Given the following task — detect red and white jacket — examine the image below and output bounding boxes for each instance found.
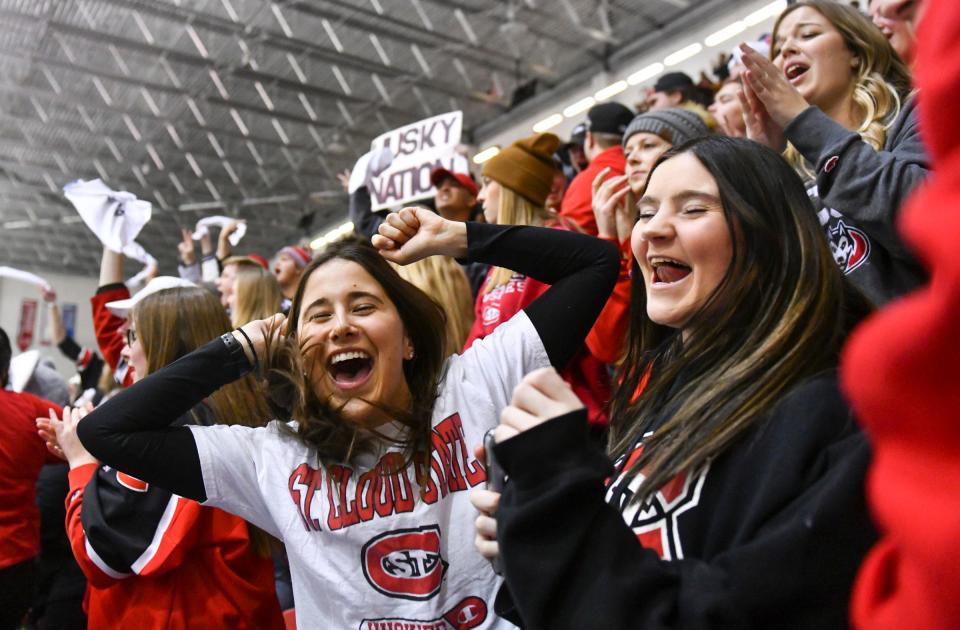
[64,405,283,628]
[90,283,135,388]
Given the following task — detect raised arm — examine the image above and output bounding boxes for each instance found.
[42,286,67,345]
[348,185,388,240]
[75,319,274,501]
[375,207,619,369]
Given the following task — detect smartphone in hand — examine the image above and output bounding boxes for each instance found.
[483,429,505,492]
[482,429,505,575]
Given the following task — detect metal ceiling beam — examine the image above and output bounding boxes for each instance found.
[0,139,180,201]
[0,44,345,139]
[285,0,518,72]
[31,15,373,106]
[94,0,506,108]
[417,0,598,52]
[0,111,305,181]
[0,76,307,150]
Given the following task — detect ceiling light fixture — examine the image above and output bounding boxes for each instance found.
[626,62,665,86]
[744,0,787,26]
[562,96,596,118]
[472,146,501,164]
[663,43,703,66]
[310,221,355,250]
[594,80,628,102]
[704,21,747,47]
[532,113,564,133]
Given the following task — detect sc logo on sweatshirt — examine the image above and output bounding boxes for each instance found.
[362,525,448,600]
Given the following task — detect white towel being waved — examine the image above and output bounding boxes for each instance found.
[0,266,51,292]
[63,178,152,253]
[192,216,247,246]
[122,242,159,291]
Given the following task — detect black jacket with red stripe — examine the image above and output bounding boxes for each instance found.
[79,406,202,575]
[66,403,283,629]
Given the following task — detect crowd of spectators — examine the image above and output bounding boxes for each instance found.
[2,0,957,628]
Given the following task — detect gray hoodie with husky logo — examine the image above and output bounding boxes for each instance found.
[785,97,929,305]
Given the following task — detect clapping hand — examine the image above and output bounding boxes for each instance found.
[737,43,810,151]
[591,167,632,241]
[37,405,98,469]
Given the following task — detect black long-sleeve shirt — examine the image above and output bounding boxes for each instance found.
[350,185,489,297]
[493,371,876,629]
[77,223,619,502]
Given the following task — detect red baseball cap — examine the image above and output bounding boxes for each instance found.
[430,168,478,197]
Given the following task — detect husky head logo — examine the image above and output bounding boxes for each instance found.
[829,219,871,274]
[361,525,448,601]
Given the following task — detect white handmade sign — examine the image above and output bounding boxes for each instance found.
[368,111,467,211]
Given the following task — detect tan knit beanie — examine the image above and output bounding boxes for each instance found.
[481,132,560,207]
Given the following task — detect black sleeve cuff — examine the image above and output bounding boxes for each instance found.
[96,282,127,294]
[494,409,612,488]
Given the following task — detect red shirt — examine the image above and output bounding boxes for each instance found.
[91,284,135,387]
[66,463,284,629]
[559,146,626,236]
[586,236,633,364]
[464,220,612,425]
[0,390,61,569]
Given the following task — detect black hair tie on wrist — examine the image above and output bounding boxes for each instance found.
[235,327,260,369]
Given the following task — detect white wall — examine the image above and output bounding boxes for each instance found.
[1,272,101,381]
[476,0,781,150]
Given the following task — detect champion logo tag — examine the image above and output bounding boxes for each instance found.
[824,155,839,173]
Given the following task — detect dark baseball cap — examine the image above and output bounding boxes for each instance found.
[585,102,635,136]
[430,168,479,196]
[653,72,694,93]
[563,122,587,148]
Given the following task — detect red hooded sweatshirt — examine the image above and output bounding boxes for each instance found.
[843,1,960,627]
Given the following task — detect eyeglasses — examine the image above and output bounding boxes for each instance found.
[126,327,137,347]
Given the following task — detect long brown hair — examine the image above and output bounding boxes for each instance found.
[609,136,872,501]
[223,257,282,327]
[262,237,447,468]
[132,286,273,552]
[134,287,271,428]
[772,1,913,178]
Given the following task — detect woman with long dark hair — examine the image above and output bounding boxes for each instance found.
[71,210,618,628]
[38,286,283,629]
[473,136,876,629]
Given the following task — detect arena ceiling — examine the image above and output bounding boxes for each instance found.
[0,0,730,277]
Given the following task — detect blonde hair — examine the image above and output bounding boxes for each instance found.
[485,186,552,293]
[391,256,474,355]
[224,256,282,327]
[772,1,912,179]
